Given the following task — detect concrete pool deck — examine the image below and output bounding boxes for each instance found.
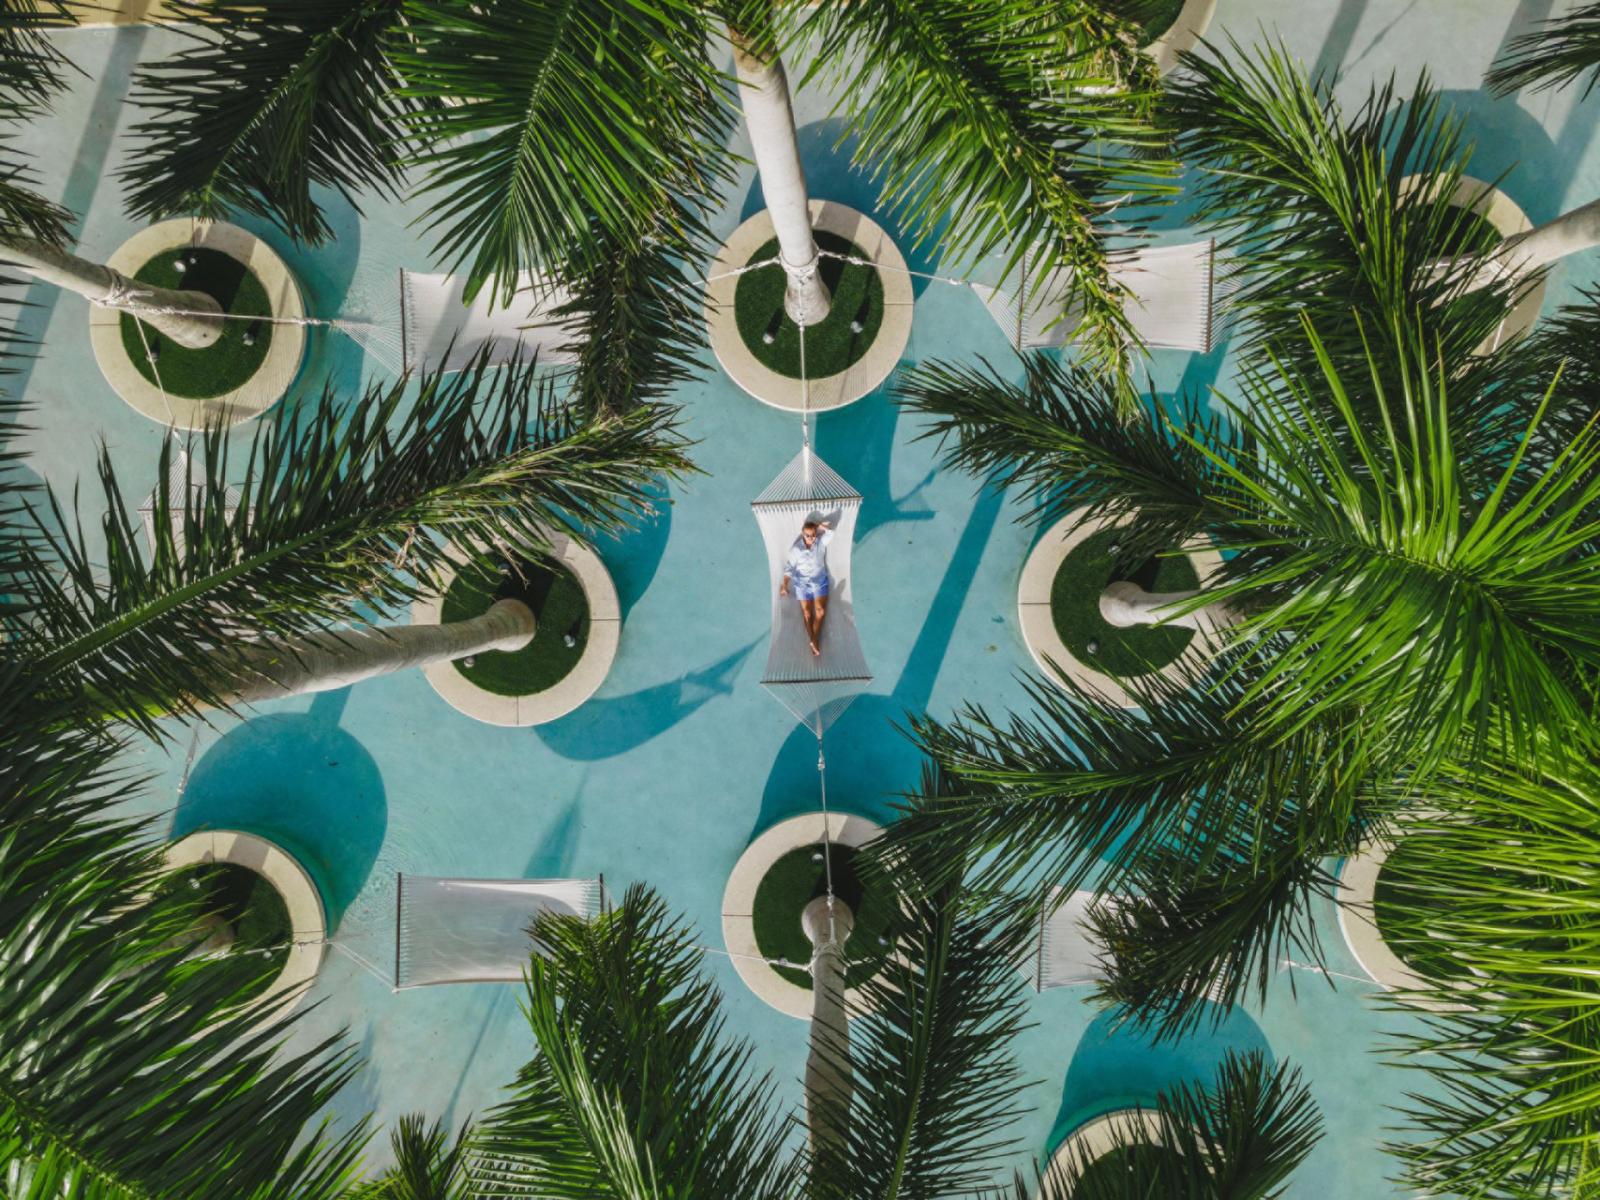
[13,4,1599,1194]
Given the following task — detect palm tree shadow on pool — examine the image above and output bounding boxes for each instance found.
[173,687,386,930]
[1046,1003,1273,1154]
[533,639,761,761]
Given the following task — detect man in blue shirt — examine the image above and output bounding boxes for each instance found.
[780,519,833,657]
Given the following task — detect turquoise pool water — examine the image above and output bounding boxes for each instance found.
[14,4,1600,1195]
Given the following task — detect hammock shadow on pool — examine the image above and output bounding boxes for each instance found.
[172,689,385,929]
[533,639,760,761]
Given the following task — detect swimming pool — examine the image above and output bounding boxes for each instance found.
[19,4,1600,1194]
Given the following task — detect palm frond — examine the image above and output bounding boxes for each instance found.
[1194,316,1600,771]
[799,0,1176,397]
[350,1115,470,1200]
[466,884,800,1199]
[1051,1050,1322,1200]
[393,0,733,305]
[0,2,75,244]
[1087,821,1345,1040]
[893,352,1238,548]
[1488,2,1600,97]
[0,714,367,1199]
[121,0,413,243]
[554,206,717,419]
[11,357,694,733]
[891,658,1373,902]
[1169,39,1521,430]
[819,765,1037,1199]
[1382,750,1600,1198]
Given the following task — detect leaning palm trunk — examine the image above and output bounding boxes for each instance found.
[209,598,534,706]
[729,26,831,327]
[1447,196,1600,295]
[1100,582,1241,635]
[802,894,852,1170]
[0,236,223,348]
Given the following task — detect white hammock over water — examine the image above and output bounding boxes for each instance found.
[753,447,872,738]
[398,270,581,373]
[972,240,1222,354]
[1026,888,1116,991]
[393,873,602,988]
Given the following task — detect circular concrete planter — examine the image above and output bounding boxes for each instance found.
[721,810,884,1019]
[90,220,305,429]
[413,532,620,727]
[1018,508,1224,708]
[705,200,913,412]
[1401,173,1547,354]
[1336,827,1472,1012]
[165,829,326,1009]
[1039,1108,1169,1198]
[1146,0,1216,75]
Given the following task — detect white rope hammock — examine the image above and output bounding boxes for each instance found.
[398,269,580,374]
[139,446,242,557]
[972,240,1222,354]
[753,447,872,739]
[1027,888,1114,991]
[393,873,602,988]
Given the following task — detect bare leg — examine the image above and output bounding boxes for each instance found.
[799,597,820,656]
[812,594,828,652]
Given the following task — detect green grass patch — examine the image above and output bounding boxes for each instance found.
[1050,526,1199,679]
[1107,0,1186,43]
[734,230,884,380]
[752,843,893,989]
[119,247,271,400]
[167,862,290,1002]
[442,555,588,697]
[1070,1142,1169,1195]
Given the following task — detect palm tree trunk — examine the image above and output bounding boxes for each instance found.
[210,598,535,706]
[0,236,224,349]
[1099,581,1239,634]
[729,26,832,328]
[1449,196,1600,294]
[802,894,852,1173]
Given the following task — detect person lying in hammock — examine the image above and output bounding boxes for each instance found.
[779,519,833,657]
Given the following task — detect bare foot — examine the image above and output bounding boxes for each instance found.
[809,639,820,657]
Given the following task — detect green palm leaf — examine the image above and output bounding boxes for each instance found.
[800,0,1176,399]
[1488,2,1600,97]
[394,0,733,306]
[11,358,693,732]
[121,0,414,243]
[0,714,366,1199]
[818,766,1037,1200]
[466,884,800,1199]
[0,2,74,244]
[1168,40,1523,426]
[1381,749,1600,1198]
[350,1115,470,1199]
[1046,1051,1322,1200]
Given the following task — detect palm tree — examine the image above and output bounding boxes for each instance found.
[0,5,229,348]
[120,0,1174,391]
[2,331,691,1192]
[889,42,1600,1199]
[1043,1051,1322,1200]
[1488,2,1600,98]
[17,357,690,729]
[1374,745,1600,1198]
